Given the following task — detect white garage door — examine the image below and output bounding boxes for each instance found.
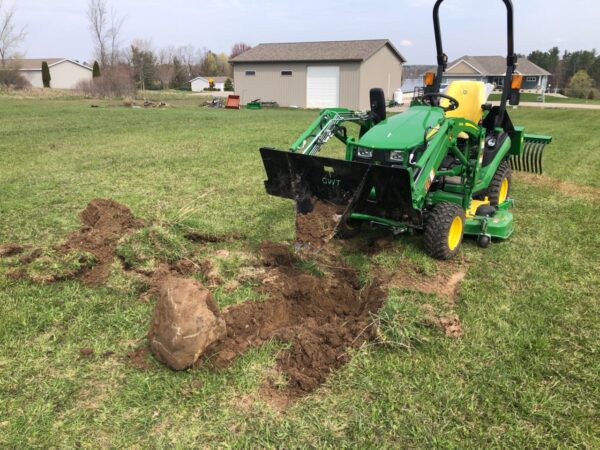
[306,66,340,108]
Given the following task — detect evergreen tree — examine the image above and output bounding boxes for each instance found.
[41,61,51,88]
[92,61,101,78]
[224,78,233,91]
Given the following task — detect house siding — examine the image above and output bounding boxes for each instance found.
[20,60,92,89]
[358,45,403,110]
[233,62,362,109]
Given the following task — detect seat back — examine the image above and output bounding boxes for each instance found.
[442,81,487,123]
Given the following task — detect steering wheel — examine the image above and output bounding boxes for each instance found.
[422,93,460,112]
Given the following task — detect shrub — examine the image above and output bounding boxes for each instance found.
[76,66,136,98]
[0,68,31,89]
[41,61,51,88]
[224,78,234,91]
[92,61,101,78]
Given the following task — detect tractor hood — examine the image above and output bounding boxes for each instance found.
[358,105,445,150]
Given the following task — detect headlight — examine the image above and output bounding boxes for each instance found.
[357,147,373,158]
[389,151,404,162]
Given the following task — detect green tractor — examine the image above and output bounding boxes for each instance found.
[259,0,552,259]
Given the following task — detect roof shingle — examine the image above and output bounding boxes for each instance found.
[229,39,406,64]
[447,55,551,76]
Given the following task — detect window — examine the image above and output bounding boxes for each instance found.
[281,70,293,76]
[526,76,537,82]
[245,70,256,76]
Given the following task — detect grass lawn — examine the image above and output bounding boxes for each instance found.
[489,92,600,104]
[1,96,599,447]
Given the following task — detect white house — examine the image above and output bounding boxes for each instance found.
[190,76,229,92]
[17,58,93,89]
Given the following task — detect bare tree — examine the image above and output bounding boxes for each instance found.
[0,0,27,67]
[230,42,252,60]
[87,0,123,67]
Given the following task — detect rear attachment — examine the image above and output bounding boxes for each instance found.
[510,134,552,174]
[260,147,419,246]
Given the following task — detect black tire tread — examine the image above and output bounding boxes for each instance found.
[487,161,512,205]
[424,202,465,260]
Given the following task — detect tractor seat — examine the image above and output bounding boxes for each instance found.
[442,80,488,124]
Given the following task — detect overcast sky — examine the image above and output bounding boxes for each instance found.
[12,0,600,65]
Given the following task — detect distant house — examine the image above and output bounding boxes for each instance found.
[443,55,551,91]
[229,39,406,109]
[190,76,229,92]
[17,58,93,89]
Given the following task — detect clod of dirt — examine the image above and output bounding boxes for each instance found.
[185,231,245,243]
[260,241,295,267]
[60,199,142,284]
[295,199,345,249]
[148,276,227,370]
[19,248,42,264]
[208,243,386,396]
[0,244,24,257]
[80,347,95,357]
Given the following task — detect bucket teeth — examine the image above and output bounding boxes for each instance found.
[509,139,547,174]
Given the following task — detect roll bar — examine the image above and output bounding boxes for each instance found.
[432,0,516,128]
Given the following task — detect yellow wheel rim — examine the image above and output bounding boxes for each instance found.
[499,177,509,204]
[448,216,463,251]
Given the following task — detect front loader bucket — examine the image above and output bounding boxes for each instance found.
[260,147,420,229]
[509,134,552,174]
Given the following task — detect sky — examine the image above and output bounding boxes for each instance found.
[11,0,600,65]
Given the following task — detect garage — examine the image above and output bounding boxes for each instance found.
[306,66,340,108]
[230,39,406,110]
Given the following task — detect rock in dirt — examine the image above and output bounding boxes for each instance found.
[0,244,24,257]
[295,199,345,249]
[148,276,226,370]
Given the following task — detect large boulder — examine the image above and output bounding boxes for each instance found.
[148,276,226,370]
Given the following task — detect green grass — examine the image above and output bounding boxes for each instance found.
[489,92,600,104]
[1,96,599,447]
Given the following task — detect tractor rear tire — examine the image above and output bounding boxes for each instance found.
[336,218,361,239]
[487,161,512,205]
[424,202,465,260]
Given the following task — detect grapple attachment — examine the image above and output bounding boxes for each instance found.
[509,134,552,174]
[259,147,419,228]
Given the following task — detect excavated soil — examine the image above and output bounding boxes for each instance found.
[206,241,386,396]
[295,199,345,249]
[59,199,142,284]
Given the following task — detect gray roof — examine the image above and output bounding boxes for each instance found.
[191,75,229,83]
[447,55,551,76]
[15,58,92,71]
[229,39,406,64]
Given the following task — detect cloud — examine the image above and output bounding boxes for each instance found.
[399,39,414,47]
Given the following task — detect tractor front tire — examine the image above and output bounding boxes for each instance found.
[487,161,512,205]
[424,202,465,260]
[336,218,361,239]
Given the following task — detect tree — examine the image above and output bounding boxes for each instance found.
[199,51,218,76]
[92,60,101,78]
[224,77,233,91]
[130,42,156,90]
[230,42,252,59]
[41,61,51,88]
[0,0,27,67]
[87,0,123,67]
[568,70,594,98]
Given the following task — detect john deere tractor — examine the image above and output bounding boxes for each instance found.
[259,0,552,259]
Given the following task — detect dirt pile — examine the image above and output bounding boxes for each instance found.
[295,199,345,249]
[59,199,142,284]
[148,276,226,370]
[206,241,386,395]
[0,244,24,258]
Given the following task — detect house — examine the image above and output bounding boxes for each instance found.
[229,39,406,109]
[442,55,551,92]
[190,76,229,92]
[17,58,93,89]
